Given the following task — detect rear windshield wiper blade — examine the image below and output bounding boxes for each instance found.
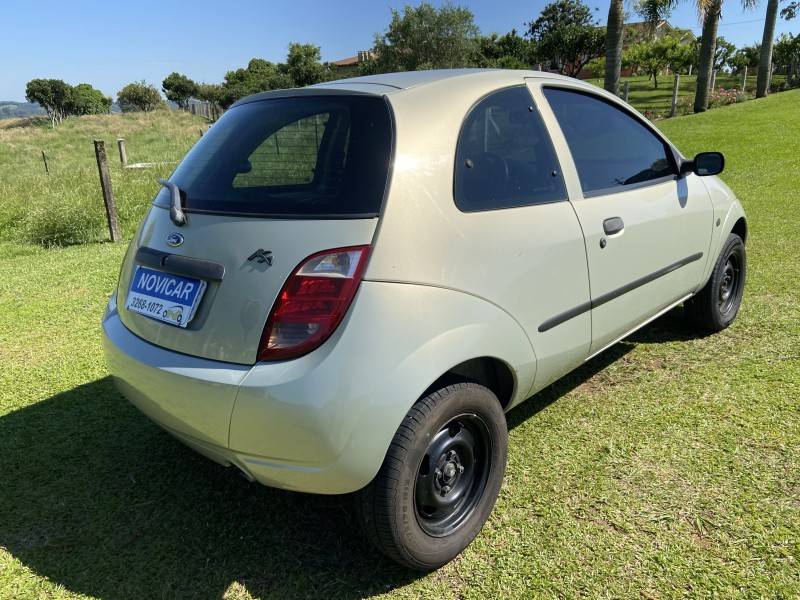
[158,179,187,226]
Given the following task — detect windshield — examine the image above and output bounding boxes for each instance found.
[168,95,392,217]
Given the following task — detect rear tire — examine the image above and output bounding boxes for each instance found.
[685,233,746,332]
[355,382,507,570]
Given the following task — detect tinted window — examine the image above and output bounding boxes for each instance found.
[168,95,392,217]
[454,86,566,212]
[542,88,675,194]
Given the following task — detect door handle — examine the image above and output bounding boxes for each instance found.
[603,216,624,235]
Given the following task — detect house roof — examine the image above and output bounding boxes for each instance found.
[331,55,359,67]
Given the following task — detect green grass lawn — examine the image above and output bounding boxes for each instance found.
[1,93,799,598]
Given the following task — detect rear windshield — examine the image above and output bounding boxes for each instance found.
[167,95,393,217]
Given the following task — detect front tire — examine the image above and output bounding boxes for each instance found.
[356,382,508,570]
[686,233,746,332]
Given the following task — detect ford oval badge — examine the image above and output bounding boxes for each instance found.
[166,232,184,247]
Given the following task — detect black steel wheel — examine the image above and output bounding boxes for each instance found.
[686,232,746,332]
[356,382,508,570]
[414,413,491,537]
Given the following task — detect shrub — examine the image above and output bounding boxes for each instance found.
[708,87,748,108]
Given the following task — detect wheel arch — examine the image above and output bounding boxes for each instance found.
[424,356,517,410]
[731,216,747,244]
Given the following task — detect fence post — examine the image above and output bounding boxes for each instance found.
[670,74,680,117]
[94,140,121,243]
[622,81,630,102]
[41,151,49,174]
[742,65,748,92]
[116,138,127,166]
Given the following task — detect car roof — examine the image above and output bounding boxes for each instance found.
[314,68,578,93]
[231,69,594,107]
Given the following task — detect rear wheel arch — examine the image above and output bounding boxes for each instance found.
[424,356,516,410]
[731,216,747,244]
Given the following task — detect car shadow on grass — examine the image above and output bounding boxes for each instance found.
[0,310,700,599]
[507,307,705,429]
[0,377,419,599]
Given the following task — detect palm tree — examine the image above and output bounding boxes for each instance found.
[694,0,722,112]
[756,0,779,97]
[604,0,625,94]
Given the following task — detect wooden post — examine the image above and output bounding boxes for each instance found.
[116,138,127,165]
[670,74,680,117]
[41,151,49,174]
[94,140,121,242]
[623,81,630,102]
[742,65,748,92]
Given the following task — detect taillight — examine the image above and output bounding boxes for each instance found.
[257,245,371,361]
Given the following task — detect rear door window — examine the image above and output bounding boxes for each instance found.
[542,87,676,195]
[454,86,567,212]
[169,95,392,217]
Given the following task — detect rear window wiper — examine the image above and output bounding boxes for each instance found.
[159,179,187,226]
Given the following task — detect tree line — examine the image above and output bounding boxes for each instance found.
[24,0,800,126]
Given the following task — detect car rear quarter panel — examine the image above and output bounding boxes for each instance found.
[228,280,537,493]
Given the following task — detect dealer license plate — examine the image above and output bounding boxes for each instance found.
[126,266,207,328]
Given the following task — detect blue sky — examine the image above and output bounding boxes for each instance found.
[2,0,797,101]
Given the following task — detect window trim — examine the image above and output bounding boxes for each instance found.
[453,84,569,214]
[541,84,683,199]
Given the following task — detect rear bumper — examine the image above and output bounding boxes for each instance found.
[102,296,371,494]
[103,280,536,495]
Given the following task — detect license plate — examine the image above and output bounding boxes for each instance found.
[126,266,207,328]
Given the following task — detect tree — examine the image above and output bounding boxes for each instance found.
[624,35,694,87]
[195,83,225,105]
[756,0,779,96]
[527,0,605,77]
[713,37,737,70]
[162,72,198,109]
[219,58,293,108]
[367,2,480,73]
[728,44,760,72]
[117,81,163,112]
[284,43,327,87]
[477,30,533,67]
[780,1,798,19]
[773,33,800,84]
[604,0,625,94]
[25,78,72,126]
[68,83,112,115]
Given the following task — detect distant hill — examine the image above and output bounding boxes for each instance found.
[0,101,46,120]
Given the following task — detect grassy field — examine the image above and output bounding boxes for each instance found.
[1,92,799,599]
[0,110,205,250]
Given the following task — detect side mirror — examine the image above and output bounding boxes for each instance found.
[680,152,725,177]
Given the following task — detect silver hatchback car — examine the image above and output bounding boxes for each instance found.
[103,69,747,569]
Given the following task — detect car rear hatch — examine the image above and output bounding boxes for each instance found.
[116,91,393,365]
